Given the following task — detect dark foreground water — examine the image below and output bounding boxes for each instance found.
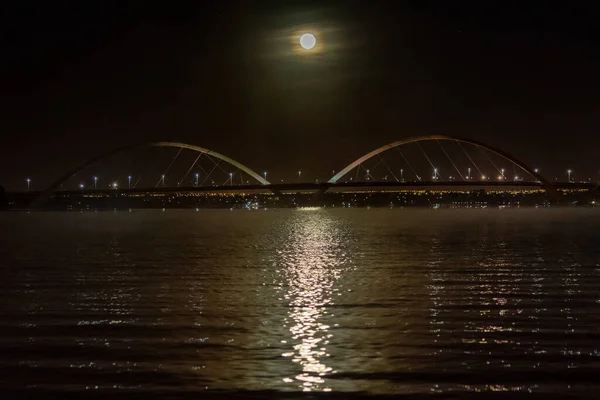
[1,208,600,399]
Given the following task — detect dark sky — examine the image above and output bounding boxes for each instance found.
[1,1,600,190]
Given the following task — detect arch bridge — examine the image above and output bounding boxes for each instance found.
[30,135,590,207]
[328,135,557,197]
[31,141,269,208]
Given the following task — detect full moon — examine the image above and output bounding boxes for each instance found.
[299,33,316,50]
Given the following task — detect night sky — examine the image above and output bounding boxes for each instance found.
[1,1,599,190]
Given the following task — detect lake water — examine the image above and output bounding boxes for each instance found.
[1,208,600,399]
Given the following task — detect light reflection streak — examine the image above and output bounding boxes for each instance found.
[425,224,548,393]
[277,210,347,391]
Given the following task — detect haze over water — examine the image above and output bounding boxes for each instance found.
[1,208,600,398]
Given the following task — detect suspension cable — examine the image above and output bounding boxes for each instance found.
[223,169,239,186]
[437,140,465,180]
[358,164,371,180]
[457,141,484,178]
[395,147,421,180]
[179,153,202,186]
[478,145,502,176]
[378,154,399,182]
[201,160,221,186]
[190,154,211,181]
[416,142,436,178]
[156,147,183,187]
[204,153,230,175]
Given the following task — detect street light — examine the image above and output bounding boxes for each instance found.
[94,176,98,189]
[26,178,31,192]
[298,170,301,180]
[433,168,438,180]
[534,168,539,174]
[229,172,233,184]
[568,169,572,182]
[128,175,132,189]
[467,167,471,180]
[264,171,267,181]
[400,168,404,181]
[501,168,505,180]
[195,173,199,186]
[366,169,370,181]
[113,182,118,189]
[79,183,84,190]
[161,175,165,187]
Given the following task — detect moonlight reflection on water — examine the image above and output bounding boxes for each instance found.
[277,210,348,391]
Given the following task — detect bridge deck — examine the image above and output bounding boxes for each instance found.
[11,181,597,198]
